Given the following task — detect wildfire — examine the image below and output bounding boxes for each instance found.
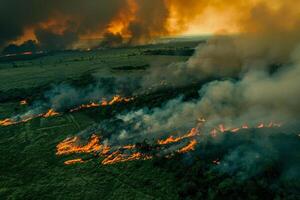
[43,109,59,118]
[0,109,59,127]
[20,100,27,105]
[209,122,282,137]
[212,159,221,165]
[64,158,85,165]
[21,51,33,55]
[0,95,133,127]
[0,118,15,126]
[177,139,197,153]
[56,134,152,165]
[102,152,152,165]
[70,95,133,112]
[158,128,198,145]
[56,134,101,155]
[55,120,284,166]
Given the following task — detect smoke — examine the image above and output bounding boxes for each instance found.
[5,76,140,125]
[2,40,39,54]
[143,0,300,87]
[35,22,79,51]
[0,0,170,49]
[99,32,124,48]
[61,0,300,185]
[44,76,140,111]
[58,0,300,142]
[2,0,299,186]
[4,0,298,50]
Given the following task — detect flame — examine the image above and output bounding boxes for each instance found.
[210,128,218,137]
[70,95,133,112]
[158,128,198,145]
[177,139,197,153]
[55,120,283,166]
[56,134,101,155]
[0,95,133,127]
[106,0,137,38]
[70,102,101,112]
[218,124,227,133]
[257,123,264,128]
[123,144,136,149]
[21,51,33,55]
[242,124,249,129]
[102,152,152,165]
[212,159,221,165]
[0,118,15,126]
[43,109,59,118]
[0,109,59,127]
[231,128,240,133]
[208,121,282,136]
[64,158,85,165]
[20,100,27,105]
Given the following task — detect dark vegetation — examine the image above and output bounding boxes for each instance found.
[112,64,149,71]
[143,48,195,56]
[0,53,47,63]
[1,40,39,55]
[152,132,300,200]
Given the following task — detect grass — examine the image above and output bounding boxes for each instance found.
[0,42,194,91]
[1,40,299,199]
[0,108,179,199]
[0,41,197,199]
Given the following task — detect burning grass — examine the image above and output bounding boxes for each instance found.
[0,95,133,127]
[55,120,282,166]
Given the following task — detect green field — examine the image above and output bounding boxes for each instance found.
[0,41,195,200]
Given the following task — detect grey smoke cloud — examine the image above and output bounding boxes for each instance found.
[143,1,300,88]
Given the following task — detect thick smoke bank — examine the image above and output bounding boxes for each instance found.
[2,40,39,55]
[0,0,125,49]
[143,1,300,87]
[3,0,299,50]
[0,0,172,49]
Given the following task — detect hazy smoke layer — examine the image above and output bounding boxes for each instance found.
[143,0,300,87]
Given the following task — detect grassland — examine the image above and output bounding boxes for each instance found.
[0,40,299,200]
[0,41,198,200]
